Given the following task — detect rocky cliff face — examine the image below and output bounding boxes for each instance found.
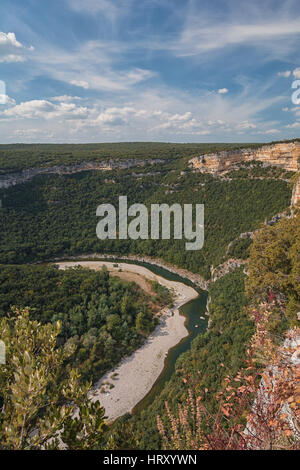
[189,142,300,205]
[0,159,167,189]
[291,175,300,206]
[189,142,300,174]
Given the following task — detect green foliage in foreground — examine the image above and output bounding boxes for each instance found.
[246,207,300,327]
[0,264,158,383]
[0,162,291,279]
[0,308,107,450]
[111,268,254,449]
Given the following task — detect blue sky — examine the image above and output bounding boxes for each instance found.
[0,0,300,143]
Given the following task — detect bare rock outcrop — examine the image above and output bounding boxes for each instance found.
[189,142,300,175]
[291,175,300,206]
[210,258,247,282]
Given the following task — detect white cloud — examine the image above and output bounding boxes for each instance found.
[218,88,229,94]
[0,32,23,48]
[68,67,155,92]
[95,106,145,126]
[293,67,300,78]
[150,111,199,132]
[0,32,33,63]
[262,129,280,134]
[291,107,300,117]
[51,95,83,102]
[194,130,211,136]
[278,70,291,77]
[168,112,192,121]
[2,99,89,120]
[237,121,257,129]
[70,80,89,89]
[285,121,300,128]
[207,119,226,126]
[0,95,16,106]
[0,54,26,63]
[14,128,50,136]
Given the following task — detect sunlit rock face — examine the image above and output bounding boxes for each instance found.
[291,176,300,206]
[189,142,300,206]
[189,142,300,174]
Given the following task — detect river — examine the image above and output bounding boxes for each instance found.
[129,261,208,415]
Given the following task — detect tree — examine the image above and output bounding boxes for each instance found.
[0,307,107,450]
[135,311,150,334]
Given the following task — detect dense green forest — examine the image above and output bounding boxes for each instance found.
[0,159,291,279]
[0,264,170,383]
[227,236,253,259]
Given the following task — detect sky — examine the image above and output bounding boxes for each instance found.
[0,0,300,143]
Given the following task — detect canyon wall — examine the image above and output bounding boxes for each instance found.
[189,142,300,174]
[291,175,300,206]
[0,158,166,189]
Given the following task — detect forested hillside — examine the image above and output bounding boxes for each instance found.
[116,209,299,450]
[0,159,292,279]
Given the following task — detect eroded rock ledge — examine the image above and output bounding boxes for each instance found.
[0,158,167,189]
[291,175,300,206]
[189,142,300,174]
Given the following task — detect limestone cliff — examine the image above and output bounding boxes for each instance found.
[291,175,300,206]
[189,141,300,205]
[189,142,300,174]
